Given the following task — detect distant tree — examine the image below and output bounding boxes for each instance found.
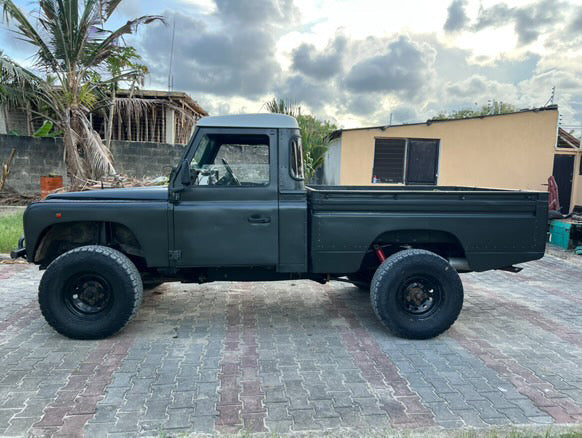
[265,98,337,182]
[264,98,300,118]
[432,100,518,120]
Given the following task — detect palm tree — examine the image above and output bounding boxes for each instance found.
[264,97,300,118]
[0,0,162,184]
[265,97,337,182]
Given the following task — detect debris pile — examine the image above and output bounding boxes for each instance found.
[0,187,38,206]
[52,175,169,193]
[0,175,169,206]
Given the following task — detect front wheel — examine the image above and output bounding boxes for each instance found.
[370,249,463,339]
[39,245,143,340]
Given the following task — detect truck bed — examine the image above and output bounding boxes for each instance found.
[306,185,549,273]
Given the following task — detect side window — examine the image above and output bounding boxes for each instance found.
[190,133,270,187]
[290,137,304,180]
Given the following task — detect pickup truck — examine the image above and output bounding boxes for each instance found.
[13,114,549,341]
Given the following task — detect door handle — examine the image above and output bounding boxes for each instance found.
[248,215,271,224]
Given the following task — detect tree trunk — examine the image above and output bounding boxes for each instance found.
[63,123,83,189]
[106,87,115,148]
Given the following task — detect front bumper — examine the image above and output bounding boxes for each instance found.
[10,237,26,260]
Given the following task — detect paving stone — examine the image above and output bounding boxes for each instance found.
[265,402,291,421]
[165,408,194,429]
[91,405,118,423]
[288,395,311,410]
[310,399,340,418]
[112,412,140,433]
[1,257,581,436]
[4,416,35,436]
[265,388,287,403]
[289,408,318,431]
[266,419,294,433]
[332,391,355,408]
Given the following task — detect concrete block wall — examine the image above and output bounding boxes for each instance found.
[0,135,187,195]
[109,140,186,180]
[0,135,66,194]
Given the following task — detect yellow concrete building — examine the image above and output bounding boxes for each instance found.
[323,106,582,213]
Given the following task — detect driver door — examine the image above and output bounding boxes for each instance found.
[173,128,279,267]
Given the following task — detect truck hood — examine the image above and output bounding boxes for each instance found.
[46,186,169,201]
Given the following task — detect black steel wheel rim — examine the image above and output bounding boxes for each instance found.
[397,275,442,317]
[64,273,113,316]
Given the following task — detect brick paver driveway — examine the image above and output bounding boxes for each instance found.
[0,253,581,436]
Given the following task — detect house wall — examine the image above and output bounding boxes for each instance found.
[338,109,559,191]
[323,138,342,185]
[3,107,32,136]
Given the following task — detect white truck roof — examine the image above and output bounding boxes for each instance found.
[197,113,299,129]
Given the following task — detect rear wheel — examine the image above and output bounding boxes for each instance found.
[370,249,463,339]
[39,245,143,340]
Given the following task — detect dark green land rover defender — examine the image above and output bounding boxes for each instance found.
[12,114,549,340]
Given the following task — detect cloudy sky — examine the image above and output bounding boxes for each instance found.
[2,0,582,130]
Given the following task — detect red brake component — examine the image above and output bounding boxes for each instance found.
[374,245,386,263]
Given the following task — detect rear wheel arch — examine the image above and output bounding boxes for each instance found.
[355,229,466,273]
[345,229,466,290]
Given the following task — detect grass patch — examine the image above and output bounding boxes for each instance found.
[0,212,24,253]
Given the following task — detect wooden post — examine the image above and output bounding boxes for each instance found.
[0,148,16,191]
[165,106,175,144]
[0,104,7,135]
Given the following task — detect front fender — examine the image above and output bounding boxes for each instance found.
[24,200,171,267]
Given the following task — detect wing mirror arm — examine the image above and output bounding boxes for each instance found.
[180,160,192,186]
[170,160,191,204]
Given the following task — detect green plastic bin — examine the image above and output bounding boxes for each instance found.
[549,220,572,249]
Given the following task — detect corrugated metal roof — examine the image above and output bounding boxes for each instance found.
[558,128,581,149]
[330,105,559,139]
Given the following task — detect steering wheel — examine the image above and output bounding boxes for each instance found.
[221,158,241,186]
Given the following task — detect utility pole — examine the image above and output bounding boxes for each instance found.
[168,18,176,93]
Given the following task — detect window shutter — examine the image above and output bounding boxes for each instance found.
[372,139,406,183]
[406,140,439,184]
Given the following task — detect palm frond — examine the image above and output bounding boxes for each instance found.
[0,52,44,86]
[86,15,164,67]
[0,0,61,74]
[75,108,116,178]
[0,53,60,114]
[100,0,123,20]
[264,97,300,117]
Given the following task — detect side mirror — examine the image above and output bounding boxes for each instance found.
[168,166,177,181]
[180,160,192,186]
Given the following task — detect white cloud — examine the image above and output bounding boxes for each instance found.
[2,0,580,129]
